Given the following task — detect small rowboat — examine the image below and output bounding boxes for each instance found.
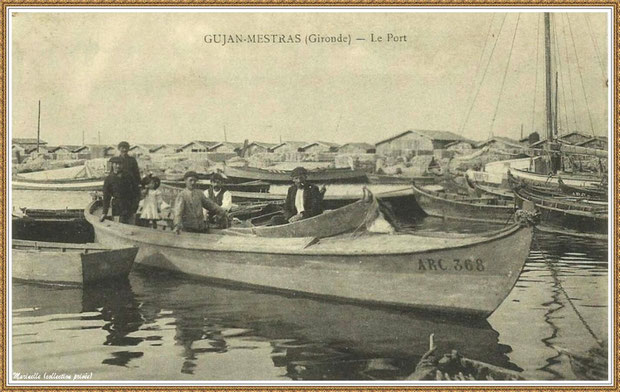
[12,240,138,285]
[221,189,379,238]
[12,208,94,243]
[411,183,515,223]
[222,165,368,184]
[85,199,534,318]
[12,176,104,191]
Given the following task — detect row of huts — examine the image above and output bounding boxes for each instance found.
[12,129,607,164]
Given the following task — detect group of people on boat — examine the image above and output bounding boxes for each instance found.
[99,142,325,233]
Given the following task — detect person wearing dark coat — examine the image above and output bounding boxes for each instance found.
[100,156,136,224]
[116,141,141,222]
[283,166,325,222]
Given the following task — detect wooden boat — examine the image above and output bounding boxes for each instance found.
[222,165,368,184]
[509,168,603,192]
[368,174,434,185]
[12,208,94,243]
[512,185,607,235]
[465,170,514,201]
[411,183,516,223]
[85,199,534,317]
[161,179,270,193]
[12,176,104,191]
[558,176,607,201]
[12,239,138,285]
[222,189,379,238]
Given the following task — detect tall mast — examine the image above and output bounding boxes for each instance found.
[544,13,554,142]
[36,100,41,153]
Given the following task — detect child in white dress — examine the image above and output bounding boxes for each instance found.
[140,176,163,228]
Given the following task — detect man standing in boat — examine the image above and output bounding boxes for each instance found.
[281,166,325,223]
[205,172,234,212]
[116,141,141,223]
[173,171,230,234]
[100,156,136,223]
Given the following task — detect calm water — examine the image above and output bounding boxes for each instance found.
[9,190,609,381]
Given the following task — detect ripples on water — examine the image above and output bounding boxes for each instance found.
[10,191,609,381]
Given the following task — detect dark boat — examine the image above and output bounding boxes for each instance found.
[558,176,607,201]
[411,183,516,223]
[12,208,95,243]
[222,165,368,184]
[512,185,607,236]
[12,239,137,285]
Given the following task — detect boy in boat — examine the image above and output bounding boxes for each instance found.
[100,156,136,224]
[173,171,230,234]
[116,141,141,223]
[271,166,325,224]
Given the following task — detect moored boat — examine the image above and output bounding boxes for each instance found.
[512,185,607,236]
[509,168,603,192]
[558,176,607,201]
[85,199,534,317]
[222,189,380,238]
[411,183,516,223]
[161,179,270,193]
[465,170,514,201]
[12,176,104,191]
[12,208,95,243]
[222,165,368,184]
[12,239,138,285]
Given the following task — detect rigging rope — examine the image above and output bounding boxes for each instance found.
[458,14,508,135]
[583,14,607,83]
[530,14,542,135]
[532,236,604,349]
[567,14,596,136]
[561,14,580,131]
[489,14,521,139]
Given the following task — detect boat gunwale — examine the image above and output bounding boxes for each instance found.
[513,187,608,215]
[411,183,515,211]
[12,239,135,252]
[85,200,528,257]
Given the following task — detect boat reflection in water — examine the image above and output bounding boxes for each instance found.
[12,270,518,381]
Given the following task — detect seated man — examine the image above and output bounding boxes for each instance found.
[204,172,234,212]
[173,171,229,234]
[100,156,135,224]
[283,166,325,223]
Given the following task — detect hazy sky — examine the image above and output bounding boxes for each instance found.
[10,10,609,146]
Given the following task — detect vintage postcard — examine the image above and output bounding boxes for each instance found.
[4,5,615,388]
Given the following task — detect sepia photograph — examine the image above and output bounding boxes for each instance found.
[5,6,614,385]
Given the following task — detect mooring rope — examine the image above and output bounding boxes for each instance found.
[532,235,604,348]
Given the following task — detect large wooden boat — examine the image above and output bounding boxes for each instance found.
[12,208,94,243]
[509,168,603,193]
[512,185,607,236]
[465,170,514,201]
[85,200,533,317]
[222,165,368,184]
[12,239,137,285]
[222,190,379,238]
[411,183,516,223]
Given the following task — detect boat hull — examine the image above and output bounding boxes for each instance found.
[86,202,532,317]
[12,241,137,285]
[12,179,103,191]
[223,165,368,184]
[412,184,515,223]
[513,188,607,235]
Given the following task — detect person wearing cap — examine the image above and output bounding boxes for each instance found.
[173,171,229,233]
[204,172,234,212]
[117,141,141,222]
[100,156,136,223]
[282,166,325,223]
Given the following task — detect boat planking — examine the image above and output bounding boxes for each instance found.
[411,183,516,223]
[12,239,137,285]
[222,165,369,184]
[85,200,533,318]
[558,177,607,202]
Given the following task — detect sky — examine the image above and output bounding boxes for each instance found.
[9,10,609,147]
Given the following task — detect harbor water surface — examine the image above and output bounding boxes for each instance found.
[10,190,609,381]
